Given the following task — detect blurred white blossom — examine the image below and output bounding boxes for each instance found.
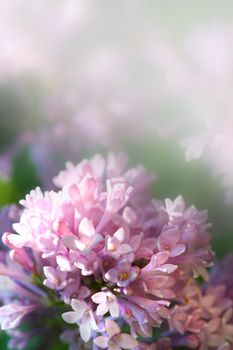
[155,24,233,203]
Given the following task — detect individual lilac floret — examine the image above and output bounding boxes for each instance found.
[92,289,120,317]
[105,228,132,259]
[105,259,139,287]
[62,299,98,342]
[94,319,138,349]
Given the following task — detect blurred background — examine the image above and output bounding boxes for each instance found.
[0,2,233,346]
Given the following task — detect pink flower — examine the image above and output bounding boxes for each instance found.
[164,196,186,222]
[141,251,177,275]
[199,310,233,350]
[105,228,132,258]
[94,319,138,349]
[61,279,90,304]
[92,289,120,317]
[169,281,233,350]
[53,154,106,188]
[62,217,104,252]
[162,196,213,280]
[69,249,100,276]
[105,259,139,287]
[106,178,133,214]
[1,153,217,348]
[157,228,186,257]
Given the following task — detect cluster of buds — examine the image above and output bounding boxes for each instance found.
[0,152,231,350]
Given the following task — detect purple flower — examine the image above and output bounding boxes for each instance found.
[0,205,20,249]
[0,304,38,330]
[7,330,33,350]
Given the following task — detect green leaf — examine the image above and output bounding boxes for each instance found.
[0,177,15,206]
[0,331,9,349]
[12,146,41,201]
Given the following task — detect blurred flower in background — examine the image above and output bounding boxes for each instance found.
[0,0,167,188]
[156,24,233,204]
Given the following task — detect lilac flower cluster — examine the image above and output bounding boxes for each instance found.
[0,153,232,350]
